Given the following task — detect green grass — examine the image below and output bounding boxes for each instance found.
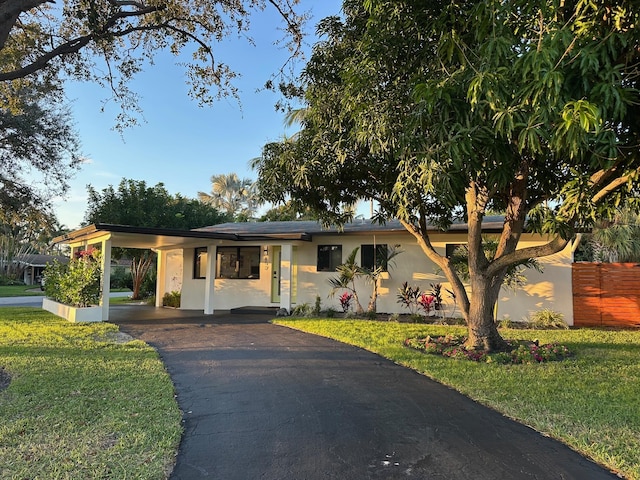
[0,307,182,479]
[273,318,640,480]
[0,285,44,297]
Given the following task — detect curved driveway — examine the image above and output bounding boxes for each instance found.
[111,306,616,480]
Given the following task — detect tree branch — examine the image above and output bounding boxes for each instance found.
[592,166,640,204]
[0,3,165,82]
[487,235,570,278]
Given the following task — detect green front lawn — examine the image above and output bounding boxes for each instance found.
[0,285,45,297]
[0,307,182,479]
[273,318,640,480]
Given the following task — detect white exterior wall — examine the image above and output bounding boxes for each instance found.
[179,243,274,310]
[168,232,574,324]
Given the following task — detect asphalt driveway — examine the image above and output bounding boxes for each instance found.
[111,305,617,480]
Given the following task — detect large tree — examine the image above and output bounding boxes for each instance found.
[1,0,307,220]
[254,0,640,350]
[85,178,229,297]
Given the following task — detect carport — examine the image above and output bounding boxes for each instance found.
[53,223,306,321]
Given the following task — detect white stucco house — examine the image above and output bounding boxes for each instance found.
[52,217,578,324]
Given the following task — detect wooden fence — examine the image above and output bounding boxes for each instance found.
[572,263,640,327]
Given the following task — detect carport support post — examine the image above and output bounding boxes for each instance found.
[280,244,293,312]
[204,245,217,315]
[155,250,167,308]
[100,237,112,321]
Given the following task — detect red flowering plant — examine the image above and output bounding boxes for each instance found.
[404,334,572,364]
[418,294,436,317]
[339,291,353,313]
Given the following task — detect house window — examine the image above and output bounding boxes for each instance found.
[216,246,260,279]
[446,243,466,258]
[194,247,208,279]
[317,245,342,271]
[361,244,388,271]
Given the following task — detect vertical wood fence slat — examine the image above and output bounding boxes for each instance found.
[573,263,640,327]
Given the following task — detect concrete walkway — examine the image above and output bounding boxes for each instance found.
[110,305,617,480]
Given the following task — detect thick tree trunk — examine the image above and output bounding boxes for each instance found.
[465,275,508,351]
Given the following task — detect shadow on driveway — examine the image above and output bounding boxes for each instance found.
[111,305,618,480]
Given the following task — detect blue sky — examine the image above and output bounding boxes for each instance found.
[54,0,343,229]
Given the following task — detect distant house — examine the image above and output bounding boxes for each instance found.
[52,218,576,323]
[18,254,69,286]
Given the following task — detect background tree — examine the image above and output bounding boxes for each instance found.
[198,172,261,220]
[0,0,306,119]
[575,206,640,263]
[1,83,81,228]
[1,0,306,228]
[258,200,319,221]
[84,178,228,298]
[254,0,640,351]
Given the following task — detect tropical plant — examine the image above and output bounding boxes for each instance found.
[43,249,101,307]
[328,247,365,314]
[396,282,421,315]
[198,173,261,220]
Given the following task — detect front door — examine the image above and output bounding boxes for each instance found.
[270,246,297,303]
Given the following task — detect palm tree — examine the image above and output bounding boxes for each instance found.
[197,173,260,220]
[590,208,640,263]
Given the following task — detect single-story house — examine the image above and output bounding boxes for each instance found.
[52,217,577,324]
[18,254,69,286]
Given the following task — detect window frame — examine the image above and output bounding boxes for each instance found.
[360,244,389,271]
[215,246,261,279]
[317,245,343,272]
[193,247,208,279]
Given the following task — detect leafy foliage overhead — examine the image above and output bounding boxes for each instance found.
[0,0,307,124]
[254,0,640,350]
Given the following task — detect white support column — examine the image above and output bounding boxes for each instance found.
[155,250,167,308]
[100,237,112,321]
[204,245,217,315]
[280,244,293,313]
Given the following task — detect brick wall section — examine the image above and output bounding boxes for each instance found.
[572,263,640,327]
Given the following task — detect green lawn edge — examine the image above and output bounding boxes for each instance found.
[0,307,182,479]
[273,318,640,480]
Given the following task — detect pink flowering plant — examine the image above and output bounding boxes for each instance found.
[418,294,436,316]
[404,334,572,364]
[339,291,353,313]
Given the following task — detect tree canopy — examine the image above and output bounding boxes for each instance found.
[254,0,640,350]
[1,0,307,229]
[85,178,230,228]
[0,0,306,114]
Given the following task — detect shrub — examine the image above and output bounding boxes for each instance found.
[291,303,313,317]
[397,282,422,314]
[323,307,337,318]
[162,291,181,308]
[313,296,322,316]
[110,266,133,290]
[529,309,568,329]
[139,268,157,298]
[44,250,101,307]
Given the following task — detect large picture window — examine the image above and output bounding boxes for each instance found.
[216,246,260,279]
[194,247,208,279]
[361,244,388,271]
[317,245,342,272]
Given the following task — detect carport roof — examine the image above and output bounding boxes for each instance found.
[52,223,315,250]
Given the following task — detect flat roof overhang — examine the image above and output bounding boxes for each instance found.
[52,223,313,250]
